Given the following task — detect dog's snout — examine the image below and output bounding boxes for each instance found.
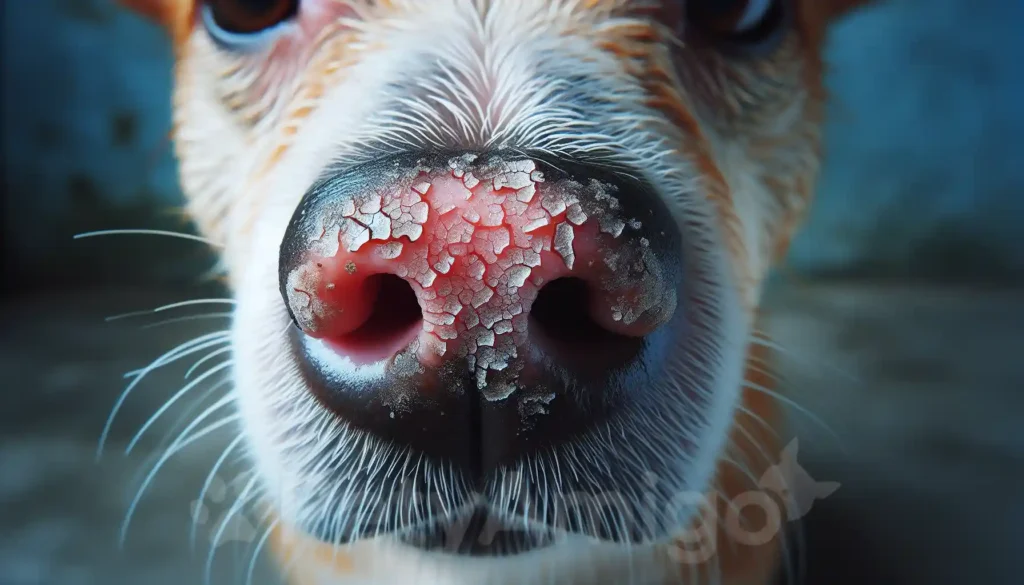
[278,151,683,477]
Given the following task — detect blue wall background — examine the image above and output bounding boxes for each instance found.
[787,0,1024,280]
[3,0,1022,288]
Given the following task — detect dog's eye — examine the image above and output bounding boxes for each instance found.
[201,0,298,43]
[685,0,785,48]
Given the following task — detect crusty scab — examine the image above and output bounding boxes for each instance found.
[286,155,676,399]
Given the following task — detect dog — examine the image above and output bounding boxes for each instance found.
[116,1,872,583]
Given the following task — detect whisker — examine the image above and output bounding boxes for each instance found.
[106,308,168,322]
[98,331,230,458]
[126,360,233,454]
[205,474,262,585]
[246,517,280,585]
[729,421,773,471]
[725,434,801,585]
[73,228,222,247]
[193,434,248,550]
[744,340,810,585]
[120,414,242,547]
[733,403,781,439]
[120,333,230,380]
[130,377,233,490]
[741,380,846,452]
[707,527,724,585]
[187,347,234,379]
[745,357,783,383]
[748,332,861,384]
[140,312,234,330]
[787,515,808,585]
[106,300,235,324]
[155,299,238,312]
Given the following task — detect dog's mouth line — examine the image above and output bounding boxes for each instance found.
[301,490,691,557]
[391,506,571,556]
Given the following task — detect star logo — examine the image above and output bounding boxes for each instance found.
[757,438,840,521]
[189,474,258,547]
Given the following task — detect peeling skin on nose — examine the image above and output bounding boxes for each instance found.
[286,155,676,400]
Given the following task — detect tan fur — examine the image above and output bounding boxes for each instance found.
[118,1,873,583]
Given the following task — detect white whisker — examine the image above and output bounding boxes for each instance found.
[121,333,230,379]
[120,414,241,547]
[733,403,781,438]
[105,308,166,322]
[106,299,234,323]
[741,380,845,451]
[140,312,234,330]
[749,332,861,384]
[154,298,238,312]
[186,346,233,379]
[98,331,231,458]
[205,474,262,585]
[126,360,233,454]
[129,377,233,490]
[246,517,280,585]
[192,433,249,549]
[73,228,222,247]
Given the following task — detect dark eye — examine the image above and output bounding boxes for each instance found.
[686,0,786,48]
[201,0,298,44]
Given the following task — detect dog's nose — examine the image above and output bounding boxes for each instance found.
[280,152,683,476]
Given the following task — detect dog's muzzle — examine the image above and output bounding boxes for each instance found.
[277,151,690,550]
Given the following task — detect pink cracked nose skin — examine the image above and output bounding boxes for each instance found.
[283,154,678,389]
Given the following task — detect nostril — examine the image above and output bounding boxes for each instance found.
[532,278,604,343]
[279,151,688,482]
[530,277,644,368]
[323,274,423,365]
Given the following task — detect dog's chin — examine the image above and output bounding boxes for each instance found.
[308,528,677,585]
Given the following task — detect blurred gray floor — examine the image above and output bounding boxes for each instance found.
[1,282,1022,585]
